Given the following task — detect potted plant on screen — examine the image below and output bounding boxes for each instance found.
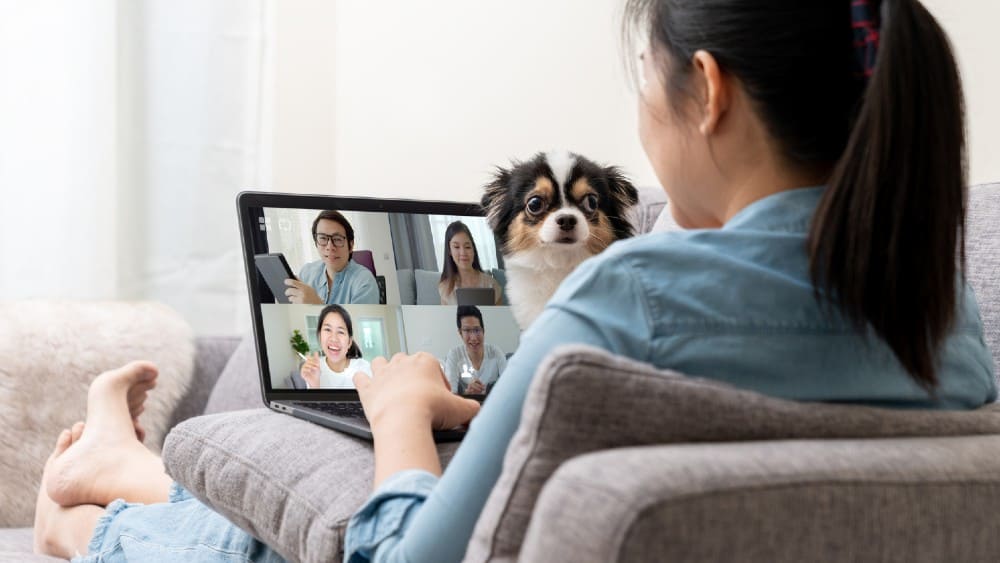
[289,329,310,362]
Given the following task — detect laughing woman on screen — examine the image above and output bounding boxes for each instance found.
[300,305,373,389]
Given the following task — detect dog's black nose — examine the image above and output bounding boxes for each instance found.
[557,215,577,231]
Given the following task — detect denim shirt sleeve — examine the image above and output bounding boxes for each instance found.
[344,469,439,563]
[342,250,653,563]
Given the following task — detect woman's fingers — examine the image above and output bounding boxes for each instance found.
[353,371,371,391]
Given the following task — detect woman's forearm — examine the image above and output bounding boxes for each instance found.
[371,413,441,488]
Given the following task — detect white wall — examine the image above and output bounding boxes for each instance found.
[272,0,1000,204]
[924,0,1000,186]
[273,0,658,202]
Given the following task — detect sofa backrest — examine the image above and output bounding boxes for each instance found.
[465,344,1000,562]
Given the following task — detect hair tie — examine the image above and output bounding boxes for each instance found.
[851,0,882,79]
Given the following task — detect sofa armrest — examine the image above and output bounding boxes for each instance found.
[464,345,1000,562]
[521,435,1000,562]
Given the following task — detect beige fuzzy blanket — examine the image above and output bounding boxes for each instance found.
[0,300,194,527]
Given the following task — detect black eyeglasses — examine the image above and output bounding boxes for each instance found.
[315,233,347,248]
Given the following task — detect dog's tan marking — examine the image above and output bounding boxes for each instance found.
[529,177,555,204]
[570,177,596,203]
[506,215,540,254]
[586,213,616,255]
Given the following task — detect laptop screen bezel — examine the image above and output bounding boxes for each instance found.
[236,190,486,404]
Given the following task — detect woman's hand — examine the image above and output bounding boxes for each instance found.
[354,353,481,431]
[300,352,321,388]
[284,279,323,305]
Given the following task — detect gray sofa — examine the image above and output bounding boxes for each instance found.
[3,184,999,562]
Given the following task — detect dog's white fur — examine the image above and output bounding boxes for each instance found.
[0,300,194,526]
[505,244,595,329]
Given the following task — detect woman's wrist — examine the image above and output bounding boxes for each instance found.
[371,411,441,486]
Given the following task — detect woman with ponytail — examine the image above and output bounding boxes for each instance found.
[32,2,996,562]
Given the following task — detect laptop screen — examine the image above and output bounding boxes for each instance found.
[237,192,520,400]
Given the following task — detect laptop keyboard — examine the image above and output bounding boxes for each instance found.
[292,401,367,420]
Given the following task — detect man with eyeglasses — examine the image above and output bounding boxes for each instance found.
[442,305,508,395]
[285,210,380,305]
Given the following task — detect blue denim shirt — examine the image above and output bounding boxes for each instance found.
[299,258,379,305]
[344,187,997,562]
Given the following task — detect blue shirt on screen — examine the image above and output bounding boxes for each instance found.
[344,186,997,562]
[298,259,379,305]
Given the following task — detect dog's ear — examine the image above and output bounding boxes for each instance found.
[604,166,639,208]
[481,166,512,230]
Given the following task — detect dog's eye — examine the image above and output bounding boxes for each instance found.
[525,196,547,216]
[582,193,599,214]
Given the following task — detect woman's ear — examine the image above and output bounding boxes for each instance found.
[690,50,729,136]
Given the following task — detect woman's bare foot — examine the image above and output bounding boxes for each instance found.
[46,361,173,508]
[34,429,105,557]
[33,429,71,553]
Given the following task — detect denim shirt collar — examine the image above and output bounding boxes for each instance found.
[722,186,825,234]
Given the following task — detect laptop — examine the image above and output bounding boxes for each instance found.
[236,191,519,441]
[455,287,496,306]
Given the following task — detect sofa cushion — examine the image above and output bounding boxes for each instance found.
[0,527,62,562]
[395,268,416,305]
[163,409,461,563]
[414,268,441,305]
[629,185,668,234]
[204,335,265,414]
[0,300,195,527]
[464,345,1000,562]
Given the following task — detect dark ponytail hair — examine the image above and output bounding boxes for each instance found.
[317,304,363,359]
[624,0,966,389]
[810,0,965,390]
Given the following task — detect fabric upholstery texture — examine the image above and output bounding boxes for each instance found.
[464,344,1000,562]
[204,334,265,415]
[0,300,195,527]
[168,335,242,428]
[163,408,461,563]
[414,268,441,305]
[0,528,61,562]
[521,436,1000,562]
[395,269,416,305]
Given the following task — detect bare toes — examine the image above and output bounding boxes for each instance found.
[70,422,85,443]
[52,430,72,459]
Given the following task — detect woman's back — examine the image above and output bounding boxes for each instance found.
[553,187,996,408]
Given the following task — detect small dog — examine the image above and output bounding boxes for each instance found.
[482,150,639,329]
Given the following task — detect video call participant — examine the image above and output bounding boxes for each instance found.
[438,221,502,306]
[299,304,373,389]
[443,305,507,395]
[285,210,379,305]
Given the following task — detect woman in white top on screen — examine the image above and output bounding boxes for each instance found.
[299,305,373,389]
[437,221,502,306]
[443,305,508,395]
